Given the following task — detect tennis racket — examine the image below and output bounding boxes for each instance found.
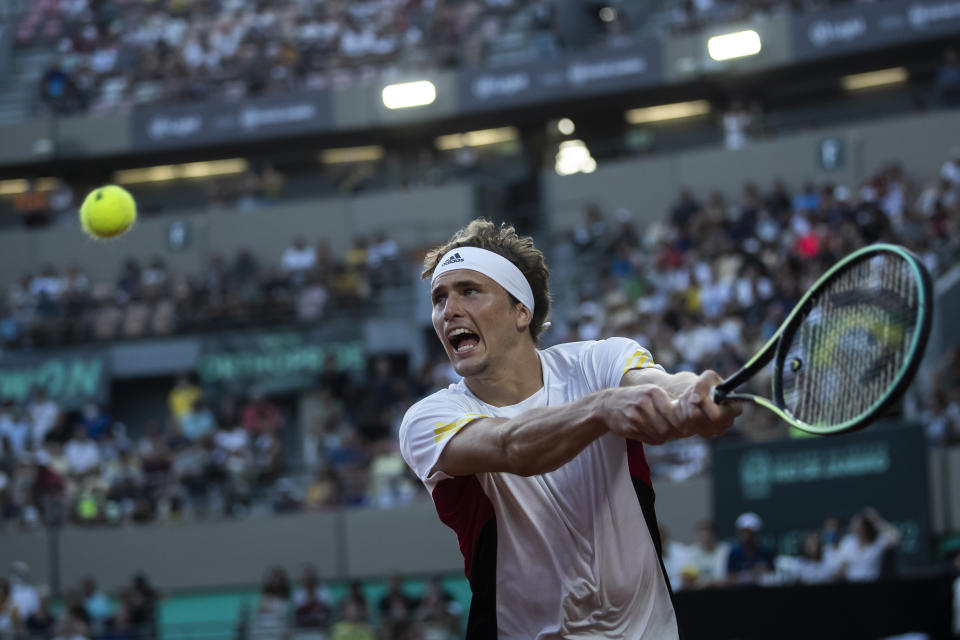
[712,244,933,435]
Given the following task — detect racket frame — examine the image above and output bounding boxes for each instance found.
[712,243,933,435]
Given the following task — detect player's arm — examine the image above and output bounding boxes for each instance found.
[621,367,742,438]
[434,383,687,478]
[621,367,698,397]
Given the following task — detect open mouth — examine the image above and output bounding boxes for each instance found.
[448,328,480,354]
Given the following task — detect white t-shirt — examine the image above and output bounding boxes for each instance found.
[29,400,59,447]
[400,338,679,640]
[836,533,891,582]
[281,246,317,273]
[685,542,730,585]
[64,439,101,475]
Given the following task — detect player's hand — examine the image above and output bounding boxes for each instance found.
[600,385,684,445]
[673,370,742,437]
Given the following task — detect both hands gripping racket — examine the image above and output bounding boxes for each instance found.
[713,244,933,435]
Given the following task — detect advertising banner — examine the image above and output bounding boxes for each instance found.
[712,424,929,565]
[792,0,960,61]
[196,330,365,393]
[131,90,334,150]
[0,350,109,409]
[458,41,663,112]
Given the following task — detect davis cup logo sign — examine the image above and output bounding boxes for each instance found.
[739,450,773,500]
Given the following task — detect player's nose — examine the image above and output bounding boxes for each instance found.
[442,294,464,321]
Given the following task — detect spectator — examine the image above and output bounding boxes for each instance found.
[271,478,301,514]
[9,563,39,622]
[0,579,19,636]
[253,567,291,638]
[821,515,845,569]
[292,565,331,630]
[179,398,216,442]
[64,426,102,478]
[835,508,901,582]
[102,600,137,640]
[28,388,60,450]
[343,581,368,621]
[378,573,415,622]
[795,532,837,584]
[127,573,158,629]
[241,391,284,436]
[281,236,317,285]
[25,588,55,637]
[296,270,329,322]
[722,100,754,151]
[414,576,460,639]
[659,525,690,590]
[726,512,775,584]
[168,375,202,423]
[80,403,112,441]
[0,405,30,461]
[683,520,729,588]
[305,466,341,511]
[82,577,114,631]
[331,598,375,640]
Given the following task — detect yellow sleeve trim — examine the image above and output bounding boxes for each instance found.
[621,349,655,376]
[433,413,488,443]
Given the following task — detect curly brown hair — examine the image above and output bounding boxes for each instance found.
[422,219,550,341]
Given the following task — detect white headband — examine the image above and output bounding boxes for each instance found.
[431,246,535,313]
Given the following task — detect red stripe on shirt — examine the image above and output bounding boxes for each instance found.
[431,475,495,578]
[626,439,652,486]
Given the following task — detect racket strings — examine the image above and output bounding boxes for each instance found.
[781,255,918,427]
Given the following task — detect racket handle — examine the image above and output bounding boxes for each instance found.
[712,386,728,404]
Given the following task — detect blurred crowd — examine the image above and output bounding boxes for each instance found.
[662,507,903,591]
[0,143,956,536]
[23,0,562,115]
[0,564,158,640]
[0,231,403,349]
[245,568,463,640]
[0,503,911,638]
[548,152,960,478]
[2,149,960,528]
[0,562,465,640]
[0,343,457,530]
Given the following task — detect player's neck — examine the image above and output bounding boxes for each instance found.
[464,345,542,407]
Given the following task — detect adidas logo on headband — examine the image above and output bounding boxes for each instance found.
[440,252,465,267]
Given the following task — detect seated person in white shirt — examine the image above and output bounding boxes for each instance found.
[836,507,901,582]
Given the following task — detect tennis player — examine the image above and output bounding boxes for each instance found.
[400,219,741,639]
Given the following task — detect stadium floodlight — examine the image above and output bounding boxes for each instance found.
[0,178,57,195]
[114,159,248,185]
[707,30,762,61]
[0,179,29,195]
[435,127,519,151]
[841,67,909,91]
[557,118,576,135]
[555,139,597,176]
[180,159,248,179]
[320,146,385,164]
[625,100,711,124]
[381,80,437,109]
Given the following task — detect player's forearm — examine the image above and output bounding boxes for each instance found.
[499,393,609,476]
[623,367,698,398]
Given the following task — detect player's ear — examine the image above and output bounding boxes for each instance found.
[515,302,532,332]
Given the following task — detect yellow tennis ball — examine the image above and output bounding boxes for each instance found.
[80,185,136,238]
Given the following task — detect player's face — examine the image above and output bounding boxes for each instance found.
[431,269,528,378]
